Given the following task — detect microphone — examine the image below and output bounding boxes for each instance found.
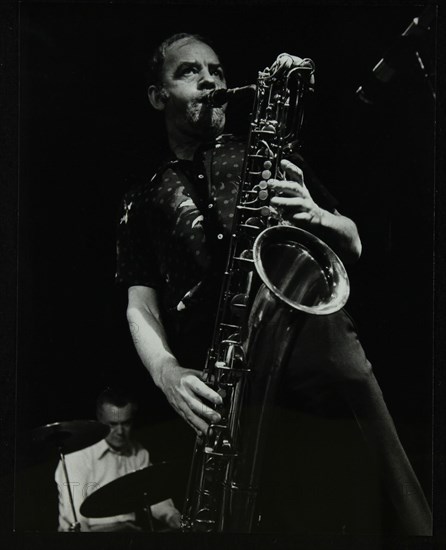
[202,85,256,107]
[356,5,435,104]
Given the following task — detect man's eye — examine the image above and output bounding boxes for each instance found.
[213,69,224,78]
[182,66,198,76]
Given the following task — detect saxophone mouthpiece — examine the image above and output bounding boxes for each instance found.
[202,85,256,107]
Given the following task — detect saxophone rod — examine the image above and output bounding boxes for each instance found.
[202,84,257,107]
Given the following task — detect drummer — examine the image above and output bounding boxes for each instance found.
[54,387,181,532]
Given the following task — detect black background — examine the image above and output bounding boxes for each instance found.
[10,0,440,543]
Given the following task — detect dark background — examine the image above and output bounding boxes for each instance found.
[14,0,437,539]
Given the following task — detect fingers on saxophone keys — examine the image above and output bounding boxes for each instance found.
[271,196,306,208]
[292,212,313,222]
[189,396,221,424]
[178,403,208,436]
[268,179,304,199]
[193,378,223,407]
[279,159,304,183]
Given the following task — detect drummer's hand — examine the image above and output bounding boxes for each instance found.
[158,361,223,436]
[269,159,324,227]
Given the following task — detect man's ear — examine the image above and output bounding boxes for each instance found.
[148,85,168,111]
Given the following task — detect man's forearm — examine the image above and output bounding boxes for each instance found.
[126,288,179,387]
[315,209,362,264]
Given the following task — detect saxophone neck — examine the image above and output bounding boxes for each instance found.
[201,85,257,107]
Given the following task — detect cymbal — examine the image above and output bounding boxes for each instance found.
[32,420,110,455]
[80,461,187,518]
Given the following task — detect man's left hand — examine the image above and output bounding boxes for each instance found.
[268,159,324,226]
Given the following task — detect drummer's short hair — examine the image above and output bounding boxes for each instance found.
[96,387,138,416]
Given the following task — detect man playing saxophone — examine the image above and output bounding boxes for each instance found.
[116,33,432,535]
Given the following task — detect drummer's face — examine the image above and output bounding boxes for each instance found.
[99,403,134,451]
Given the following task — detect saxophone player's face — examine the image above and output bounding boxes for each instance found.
[156,38,227,141]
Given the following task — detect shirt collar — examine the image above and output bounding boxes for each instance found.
[165,134,229,164]
[94,438,137,460]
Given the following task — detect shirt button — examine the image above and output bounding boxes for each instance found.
[198,174,205,179]
[217,234,224,240]
[208,203,213,209]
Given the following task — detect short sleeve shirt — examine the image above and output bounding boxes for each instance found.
[116,135,338,368]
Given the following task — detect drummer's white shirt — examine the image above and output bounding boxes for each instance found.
[54,438,177,531]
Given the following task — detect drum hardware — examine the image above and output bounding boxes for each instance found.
[31,420,110,531]
[80,460,187,532]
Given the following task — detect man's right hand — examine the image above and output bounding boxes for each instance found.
[126,286,223,435]
[157,362,223,435]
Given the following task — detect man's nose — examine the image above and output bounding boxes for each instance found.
[198,68,217,89]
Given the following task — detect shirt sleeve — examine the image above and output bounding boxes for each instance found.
[115,187,163,289]
[139,447,150,469]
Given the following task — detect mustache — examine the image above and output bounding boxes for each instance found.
[199,89,228,107]
[194,99,226,113]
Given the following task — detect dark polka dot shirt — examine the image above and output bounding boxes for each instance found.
[116,134,338,369]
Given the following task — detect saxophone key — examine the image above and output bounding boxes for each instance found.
[230,293,249,312]
[233,254,254,269]
[219,323,240,330]
[214,360,229,371]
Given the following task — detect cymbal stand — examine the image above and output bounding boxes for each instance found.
[59,448,81,532]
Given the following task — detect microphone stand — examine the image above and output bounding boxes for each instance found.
[356,5,436,104]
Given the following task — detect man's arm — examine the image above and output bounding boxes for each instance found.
[269,159,362,264]
[126,285,222,435]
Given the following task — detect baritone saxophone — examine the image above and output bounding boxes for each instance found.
[181,53,350,532]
